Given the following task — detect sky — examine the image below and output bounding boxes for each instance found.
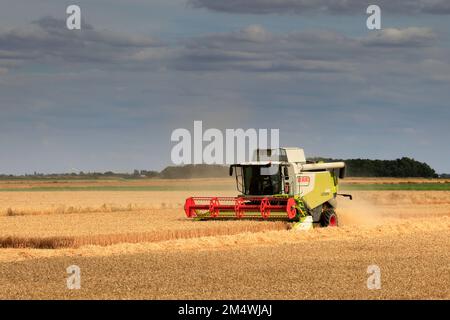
[0,0,449,174]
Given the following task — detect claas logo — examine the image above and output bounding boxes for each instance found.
[298,176,310,186]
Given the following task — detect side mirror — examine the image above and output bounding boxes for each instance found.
[229,166,234,176]
[339,166,346,179]
[283,166,289,178]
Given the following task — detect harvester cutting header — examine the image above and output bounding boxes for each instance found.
[184,148,352,227]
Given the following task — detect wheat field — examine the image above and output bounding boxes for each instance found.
[0,179,449,299]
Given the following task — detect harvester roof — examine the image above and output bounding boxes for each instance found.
[253,147,306,164]
[237,161,286,166]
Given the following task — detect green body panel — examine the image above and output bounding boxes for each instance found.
[301,171,338,209]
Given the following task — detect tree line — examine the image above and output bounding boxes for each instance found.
[0,158,440,179]
[312,157,438,178]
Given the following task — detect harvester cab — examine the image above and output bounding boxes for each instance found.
[184,147,351,227]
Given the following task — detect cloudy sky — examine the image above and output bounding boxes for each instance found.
[0,0,449,174]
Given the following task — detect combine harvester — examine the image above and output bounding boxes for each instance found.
[184,148,352,229]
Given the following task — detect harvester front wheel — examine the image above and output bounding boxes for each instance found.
[320,208,338,227]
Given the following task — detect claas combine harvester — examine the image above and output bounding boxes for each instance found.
[184,148,352,227]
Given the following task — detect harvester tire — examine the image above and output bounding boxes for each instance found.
[320,208,338,227]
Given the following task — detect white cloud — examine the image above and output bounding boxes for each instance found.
[237,25,272,42]
[363,28,438,47]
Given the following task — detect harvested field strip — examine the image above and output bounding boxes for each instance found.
[0,222,288,249]
[0,220,449,299]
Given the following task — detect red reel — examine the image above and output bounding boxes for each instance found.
[286,198,297,219]
[260,198,271,219]
[209,197,220,218]
[184,197,197,218]
[234,198,245,218]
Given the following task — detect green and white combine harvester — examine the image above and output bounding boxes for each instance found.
[184,148,352,229]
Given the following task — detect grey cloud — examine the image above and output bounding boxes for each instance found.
[32,16,94,31]
[188,0,450,15]
[0,16,162,70]
[172,25,445,75]
[174,26,356,72]
[31,17,157,48]
[1,18,448,82]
